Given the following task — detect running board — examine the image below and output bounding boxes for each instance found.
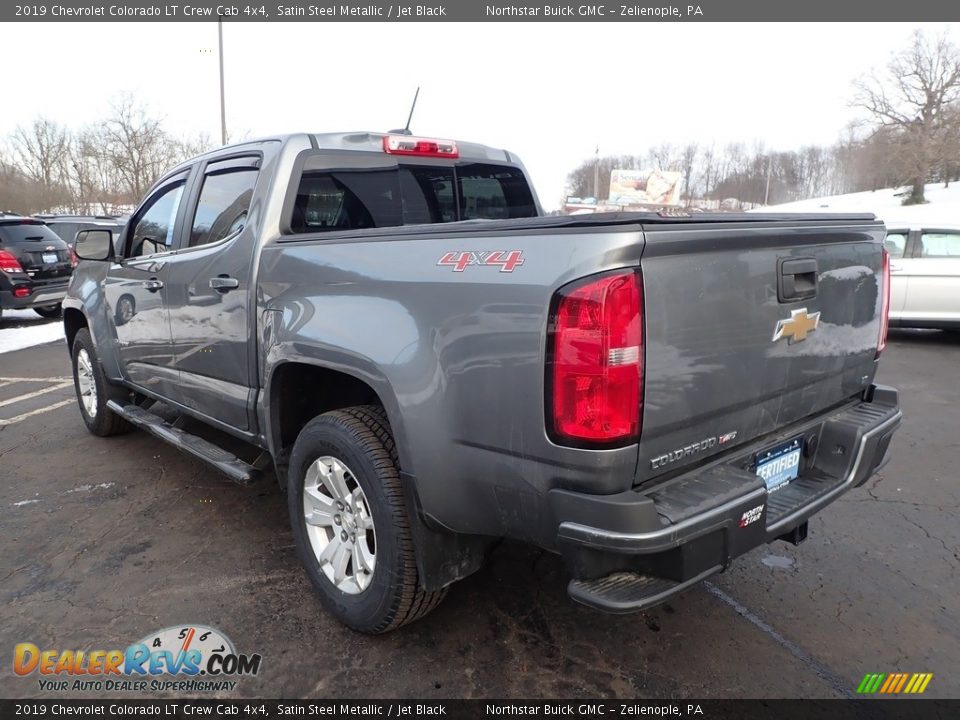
[106,400,264,485]
[568,566,721,613]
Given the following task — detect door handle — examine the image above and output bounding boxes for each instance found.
[890,264,903,272]
[777,257,818,302]
[210,275,240,292]
[142,278,164,292]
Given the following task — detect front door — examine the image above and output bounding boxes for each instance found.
[104,176,188,397]
[884,229,909,317]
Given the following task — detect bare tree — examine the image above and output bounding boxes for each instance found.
[853,31,960,204]
[680,143,698,202]
[101,94,182,203]
[0,153,47,214]
[9,117,71,211]
[699,144,716,200]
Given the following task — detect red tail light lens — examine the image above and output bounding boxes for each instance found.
[68,243,78,268]
[13,286,31,298]
[548,269,643,446]
[877,248,891,356]
[0,250,24,273]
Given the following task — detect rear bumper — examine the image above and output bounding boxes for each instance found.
[0,284,68,310]
[552,385,902,612]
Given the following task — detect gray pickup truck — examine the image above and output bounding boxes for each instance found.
[64,132,902,633]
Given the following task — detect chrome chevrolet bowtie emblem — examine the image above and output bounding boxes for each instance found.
[773,308,820,343]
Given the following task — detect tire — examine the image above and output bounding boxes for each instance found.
[71,328,131,437]
[288,405,447,633]
[34,304,62,319]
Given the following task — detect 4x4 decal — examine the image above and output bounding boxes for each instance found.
[437,250,525,272]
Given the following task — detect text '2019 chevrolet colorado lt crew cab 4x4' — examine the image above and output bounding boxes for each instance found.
[64,132,902,633]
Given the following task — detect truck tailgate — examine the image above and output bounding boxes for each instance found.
[636,218,886,485]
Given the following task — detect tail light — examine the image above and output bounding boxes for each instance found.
[877,248,891,356]
[547,269,643,446]
[0,250,24,273]
[68,243,78,268]
[383,135,459,159]
[13,286,31,298]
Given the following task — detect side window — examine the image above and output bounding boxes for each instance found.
[883,232,907,259]
[188,168,258,248]
[919,232,960,258]
[128,182,185,258]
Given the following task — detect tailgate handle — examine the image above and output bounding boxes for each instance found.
[777,257,818,302]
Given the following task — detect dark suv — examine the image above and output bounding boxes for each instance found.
[0,213,74,320]
[35,214,127,259]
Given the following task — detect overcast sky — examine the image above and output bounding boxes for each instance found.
[2,22,957,208]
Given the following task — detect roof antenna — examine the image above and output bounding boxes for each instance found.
[389,87,420,136]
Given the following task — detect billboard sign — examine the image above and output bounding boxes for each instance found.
[609,168,683,206]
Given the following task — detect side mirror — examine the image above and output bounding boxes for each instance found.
[74,229,114,261]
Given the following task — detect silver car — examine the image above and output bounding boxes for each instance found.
[885,223,960,330]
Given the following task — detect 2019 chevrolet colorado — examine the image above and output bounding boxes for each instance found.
[63,131,902,633]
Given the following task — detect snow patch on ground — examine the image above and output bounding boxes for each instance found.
[66,483,115,494]
[0,310,65,355]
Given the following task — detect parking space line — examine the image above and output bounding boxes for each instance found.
[0,399,74,427]
[0,381,73,409]
[705,582,855,698]
[0,376,72,384]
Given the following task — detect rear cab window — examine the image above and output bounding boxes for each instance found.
[289,160,536,234]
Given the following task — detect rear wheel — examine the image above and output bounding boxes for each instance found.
[34,304,62,319]
[288,405,447,633]
[71,328,131,437]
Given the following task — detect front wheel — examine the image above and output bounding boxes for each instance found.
[288,406,447,633]
[71,328,131,437]
[34,304,62,319]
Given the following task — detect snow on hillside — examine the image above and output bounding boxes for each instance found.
[754,182,960,226]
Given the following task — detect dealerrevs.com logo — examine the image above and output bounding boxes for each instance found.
[14,625,262,693]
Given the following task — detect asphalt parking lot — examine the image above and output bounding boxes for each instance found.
[1,313,957,700]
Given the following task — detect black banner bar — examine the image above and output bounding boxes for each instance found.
[0,700,958,720]
[4,0,960,22]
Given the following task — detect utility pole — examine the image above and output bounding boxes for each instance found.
[218,17,227,146]
[764,155,772,205]
[593,145,600,200]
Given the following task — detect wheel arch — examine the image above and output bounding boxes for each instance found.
[264,358,411,481]
[63,306,88,355]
